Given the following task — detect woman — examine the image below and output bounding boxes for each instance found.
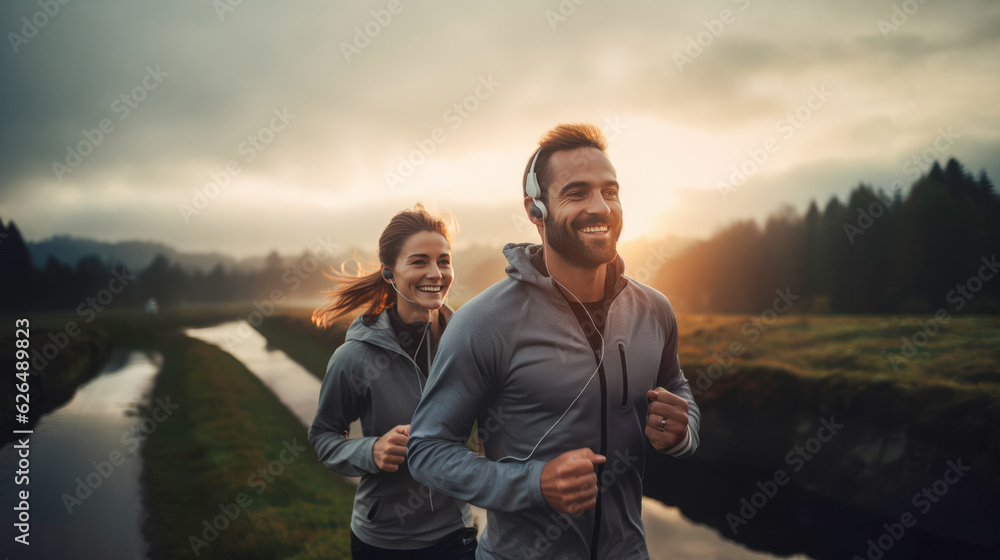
[307,204,476,560]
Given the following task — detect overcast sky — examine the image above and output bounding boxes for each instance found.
[1,0,998,258]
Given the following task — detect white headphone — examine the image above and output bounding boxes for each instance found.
[525,149,548,220]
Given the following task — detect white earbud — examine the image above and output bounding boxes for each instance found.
[383,268,418,304]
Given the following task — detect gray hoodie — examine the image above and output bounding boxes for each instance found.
[308,309,473,549]
[408,243,700,559]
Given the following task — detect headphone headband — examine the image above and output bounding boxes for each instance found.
[525,149,542,199]
[526,148,547,220]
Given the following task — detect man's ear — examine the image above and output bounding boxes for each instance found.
[524,196,544,228]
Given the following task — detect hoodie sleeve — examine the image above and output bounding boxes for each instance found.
[308,343,380,476]
[656,300,701,458]
[408,308,549,513]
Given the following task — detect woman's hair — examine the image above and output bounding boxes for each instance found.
[311,203,456,328]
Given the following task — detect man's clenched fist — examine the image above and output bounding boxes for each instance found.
[541,448,606,513]
[645,387,689,452]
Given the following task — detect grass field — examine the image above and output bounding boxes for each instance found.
[36,306,361,559]
[674,313,1000,391]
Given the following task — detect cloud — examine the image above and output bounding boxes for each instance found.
[1,0,998,257]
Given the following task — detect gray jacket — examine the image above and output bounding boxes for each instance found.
[308,309,473,549]
[408,243,700,559]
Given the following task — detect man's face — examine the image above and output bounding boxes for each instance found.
[542,147,623,268]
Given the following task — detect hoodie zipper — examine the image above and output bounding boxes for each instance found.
[618,343,629,407]
[361,325,437,511]
[591,280,628,560]
[546,268,628,560]
[590,324,609,560]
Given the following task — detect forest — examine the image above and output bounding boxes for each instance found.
[2,158,997,315]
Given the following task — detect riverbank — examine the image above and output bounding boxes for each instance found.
[0,317,113,446]
[133,330,356,559]
[0,350,162,559]
[657,313,1000,557]
[45,306,362,558]
[253,310,348,380]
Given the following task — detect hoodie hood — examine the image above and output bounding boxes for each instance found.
[501,242,628,302]
[344,305,454,354]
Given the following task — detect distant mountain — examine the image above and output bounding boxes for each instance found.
[27,235,265,273]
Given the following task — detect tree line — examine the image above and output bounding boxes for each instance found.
[654,158,1000,314]
[0,226,334,314]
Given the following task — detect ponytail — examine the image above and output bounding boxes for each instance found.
[311,262,395,328]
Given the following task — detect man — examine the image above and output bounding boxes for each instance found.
[408,123,700,559]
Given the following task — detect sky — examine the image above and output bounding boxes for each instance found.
[1,0,998,258]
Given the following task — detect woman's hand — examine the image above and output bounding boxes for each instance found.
[373,424,410,472]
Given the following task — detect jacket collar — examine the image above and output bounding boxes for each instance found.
[347,305,454,354]
[503,242,628,302]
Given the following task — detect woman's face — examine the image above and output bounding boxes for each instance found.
[389,231,453,312]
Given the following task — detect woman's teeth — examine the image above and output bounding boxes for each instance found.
[417,286,442,292]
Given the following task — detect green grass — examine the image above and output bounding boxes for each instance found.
[84,307,358,559]
[137,332,354,559]
[676,313,1000,395]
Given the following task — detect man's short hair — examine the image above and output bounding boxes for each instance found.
[522,123,608,203]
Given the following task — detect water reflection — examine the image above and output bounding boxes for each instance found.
[0,350,161,560]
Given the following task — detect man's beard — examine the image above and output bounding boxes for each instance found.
[545,212,622,268]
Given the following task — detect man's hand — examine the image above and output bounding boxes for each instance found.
[373,424,409,472]
[541,448,606,513]
[645,388,689,452]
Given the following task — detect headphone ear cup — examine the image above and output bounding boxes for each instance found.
[382,269,393,280]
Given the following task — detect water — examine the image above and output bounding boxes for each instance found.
[186,321,809,560]
[0,350,162,560]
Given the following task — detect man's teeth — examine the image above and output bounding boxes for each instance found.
[580,226,608,233]
[417,286,442,292]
